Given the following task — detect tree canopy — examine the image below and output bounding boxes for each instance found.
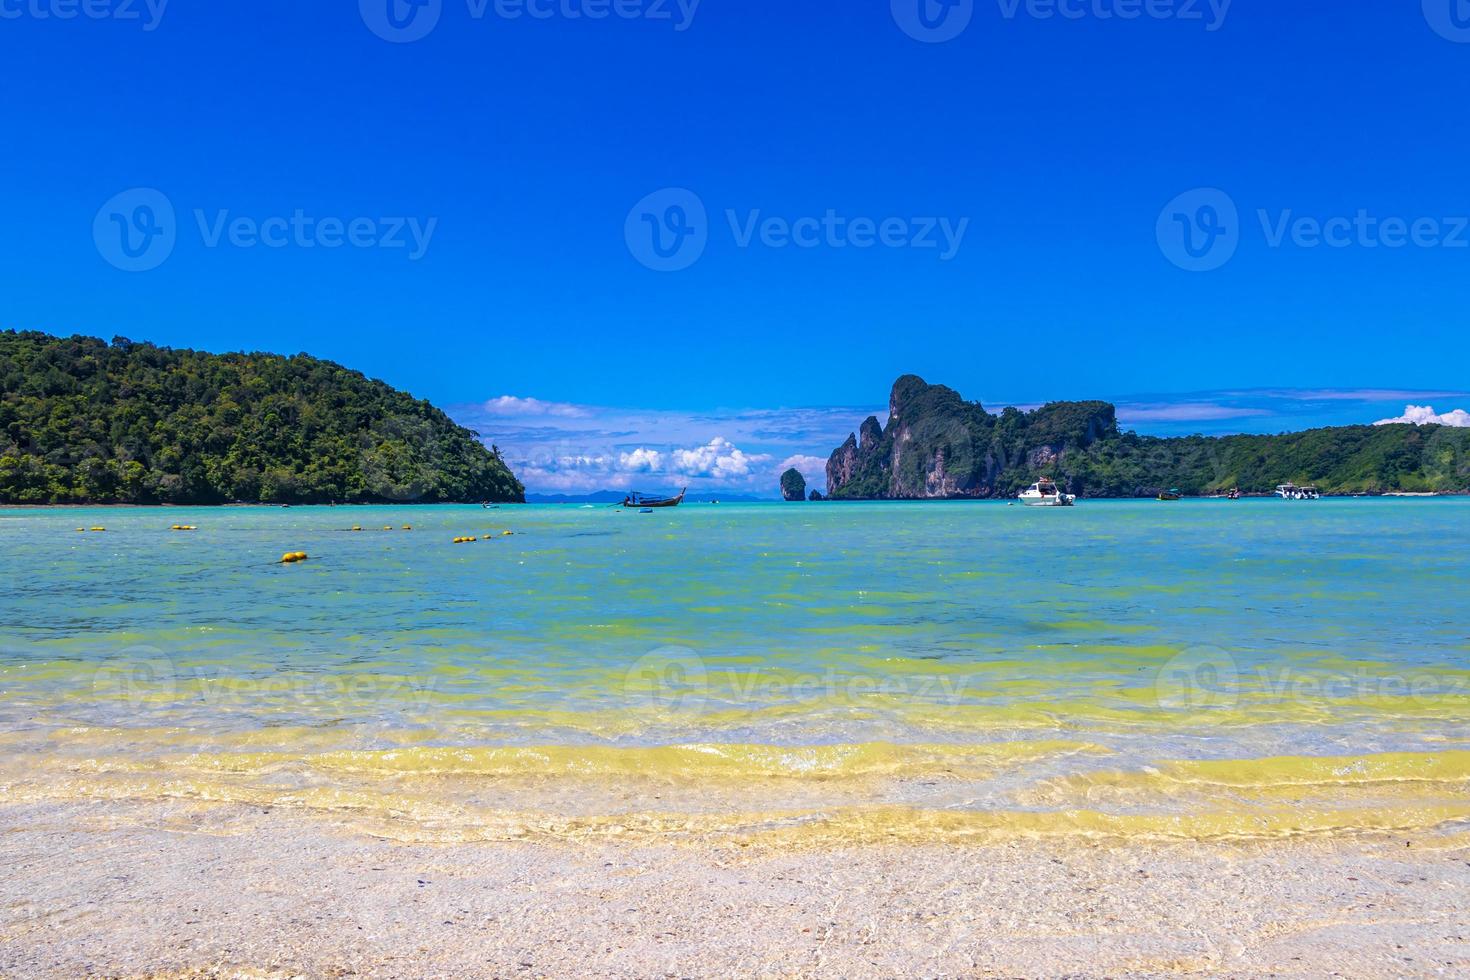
[0,331,524,505]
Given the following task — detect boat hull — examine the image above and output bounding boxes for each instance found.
[1019,494,1075,507]
[621,489,687,509]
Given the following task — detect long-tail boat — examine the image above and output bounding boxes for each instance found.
[621,488,687,509]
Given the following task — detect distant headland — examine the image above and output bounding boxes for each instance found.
[0,331,524,505]
[825,376,1470,499]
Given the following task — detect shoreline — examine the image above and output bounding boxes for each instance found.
[1,800,1465,978]
[2,493,1467,509]
[0,500,529,509]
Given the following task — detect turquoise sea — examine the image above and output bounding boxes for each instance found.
[2,500,1468,843]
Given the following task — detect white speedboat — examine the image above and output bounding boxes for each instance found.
[1019,479,1075,507]
[1275,483,1321,500]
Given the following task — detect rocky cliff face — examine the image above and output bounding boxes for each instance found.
[826,434,859,494]
[779,467,807,502]
[825,374,1470,498]
[825,376,1117,500]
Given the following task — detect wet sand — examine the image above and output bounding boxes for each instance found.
[2,801,1467,978]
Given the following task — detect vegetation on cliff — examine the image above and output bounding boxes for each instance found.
[780,467,808,501]
[826,376,1470,499]
[0,331,525,505]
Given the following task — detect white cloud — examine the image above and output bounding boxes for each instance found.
[1374,405,1470,427]
[1117,402,1271,423]
[618,448,662,472]
[481,395,589,418]
[671,437,771,480]
[778,454,829,489]
[779,453,828,471]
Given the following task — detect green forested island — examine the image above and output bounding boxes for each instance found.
[827,376,1470,499]
[0,332,524,505]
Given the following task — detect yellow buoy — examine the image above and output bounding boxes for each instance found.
[382,526,393,531]
[281,551,309,563]
[501,530,514,536]
[351,526,363,532]
[76,528,85,532]
[402,525,412,530]
[90,527,106,532]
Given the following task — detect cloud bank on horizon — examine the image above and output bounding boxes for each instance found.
[1374,405,1470,428]
[451,398,882,497]
[452,388,1470,496]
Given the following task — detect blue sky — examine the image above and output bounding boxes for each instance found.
[2,2,1469,494]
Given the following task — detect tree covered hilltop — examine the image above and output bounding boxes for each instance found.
[827,375,1470,499]
[0,331,525,505]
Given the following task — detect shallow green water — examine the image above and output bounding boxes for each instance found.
[2,500,1468,841]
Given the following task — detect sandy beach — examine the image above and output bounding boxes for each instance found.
[5,504,1469,976]
[2,800,1467,979]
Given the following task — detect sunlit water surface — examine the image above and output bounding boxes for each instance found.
[2,500,1467,843]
